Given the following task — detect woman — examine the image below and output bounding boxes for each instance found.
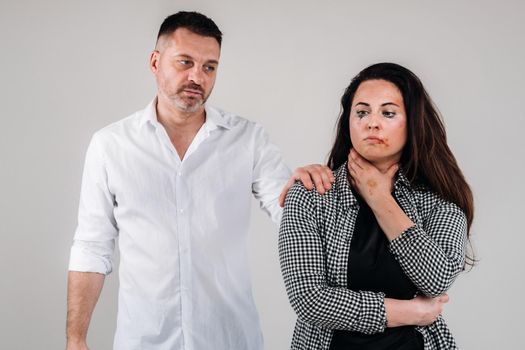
[279,63,473,350]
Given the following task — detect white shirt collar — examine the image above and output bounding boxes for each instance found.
[139,97,232,131]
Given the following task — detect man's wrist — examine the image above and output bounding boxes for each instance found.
[66,338,89,350]
[66,334,87,345]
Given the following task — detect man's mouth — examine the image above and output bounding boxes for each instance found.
[182,89,203,97]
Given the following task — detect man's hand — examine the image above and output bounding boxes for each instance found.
[279,164,335,207]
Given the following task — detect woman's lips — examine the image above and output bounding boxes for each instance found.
[364,136,384,144]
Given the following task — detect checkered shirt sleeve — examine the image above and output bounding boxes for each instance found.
[389,193,468,297]
[279,182,386,334]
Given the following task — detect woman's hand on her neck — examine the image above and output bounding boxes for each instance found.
[347,148,398,206]
[347,148,414,241]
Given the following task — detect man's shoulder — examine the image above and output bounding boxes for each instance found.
[206,105,262,132]
[93,108,144,141]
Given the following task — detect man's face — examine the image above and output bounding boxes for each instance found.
[150,28,220,113]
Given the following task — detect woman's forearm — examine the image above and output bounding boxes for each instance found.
[368,193,414,241]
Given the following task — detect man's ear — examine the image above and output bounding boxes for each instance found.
[149,50,160,73]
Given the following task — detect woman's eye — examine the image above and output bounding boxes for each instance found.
[356,110,368,118]
[383,111,396,118]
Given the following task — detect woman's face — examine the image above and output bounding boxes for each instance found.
[349,79,407,166]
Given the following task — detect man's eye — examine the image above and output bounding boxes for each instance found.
[179,60,191,65]
[204,65,216,72]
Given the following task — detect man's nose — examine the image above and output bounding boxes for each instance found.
[188,66,204,85]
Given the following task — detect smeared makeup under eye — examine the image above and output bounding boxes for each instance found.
[355,110,369,118]
[382,111,396,118]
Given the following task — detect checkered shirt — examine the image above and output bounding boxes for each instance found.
[278,162,467,350]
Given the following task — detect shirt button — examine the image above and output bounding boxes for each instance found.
[177,171,182,176]
[179,208,184,213]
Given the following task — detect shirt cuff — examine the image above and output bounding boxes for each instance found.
[68,241,114,275]
[389,224,422,255]
[353,291,387,334]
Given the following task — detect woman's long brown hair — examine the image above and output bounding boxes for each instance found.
[327,63,475,265]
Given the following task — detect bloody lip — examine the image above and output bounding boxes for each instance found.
[364,137,384,144]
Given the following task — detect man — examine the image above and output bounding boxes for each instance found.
[66,12,333,350]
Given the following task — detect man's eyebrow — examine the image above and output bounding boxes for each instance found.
[173,54,193,59]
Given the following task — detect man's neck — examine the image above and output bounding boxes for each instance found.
[155,98,206,160]
[156,98,206,132]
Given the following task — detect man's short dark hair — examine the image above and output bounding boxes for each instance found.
[157,11,222,46]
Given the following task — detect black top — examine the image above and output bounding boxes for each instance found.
[329,190,423,350]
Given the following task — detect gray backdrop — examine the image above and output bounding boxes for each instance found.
[1,0,524,349]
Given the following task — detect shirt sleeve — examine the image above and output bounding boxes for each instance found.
[279,183,386,334]
[251,123,291,224]
[389,199,468,297]
[68,133,118,275]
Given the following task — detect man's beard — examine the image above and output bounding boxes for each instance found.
[173,83,208,113]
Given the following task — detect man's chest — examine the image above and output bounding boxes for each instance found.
[103,135,254,212]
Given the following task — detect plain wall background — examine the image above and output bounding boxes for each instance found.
[1,0,524,348]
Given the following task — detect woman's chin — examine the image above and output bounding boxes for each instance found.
[356,151,383,163]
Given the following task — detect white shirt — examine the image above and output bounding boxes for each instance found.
[69,99,291,350]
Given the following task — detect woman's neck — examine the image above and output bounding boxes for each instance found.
[370,158,399,174]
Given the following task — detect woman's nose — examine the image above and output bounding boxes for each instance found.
[367,114,380,129]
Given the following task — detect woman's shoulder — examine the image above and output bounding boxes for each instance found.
[410,184,465,219]
[286,181,316,202]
